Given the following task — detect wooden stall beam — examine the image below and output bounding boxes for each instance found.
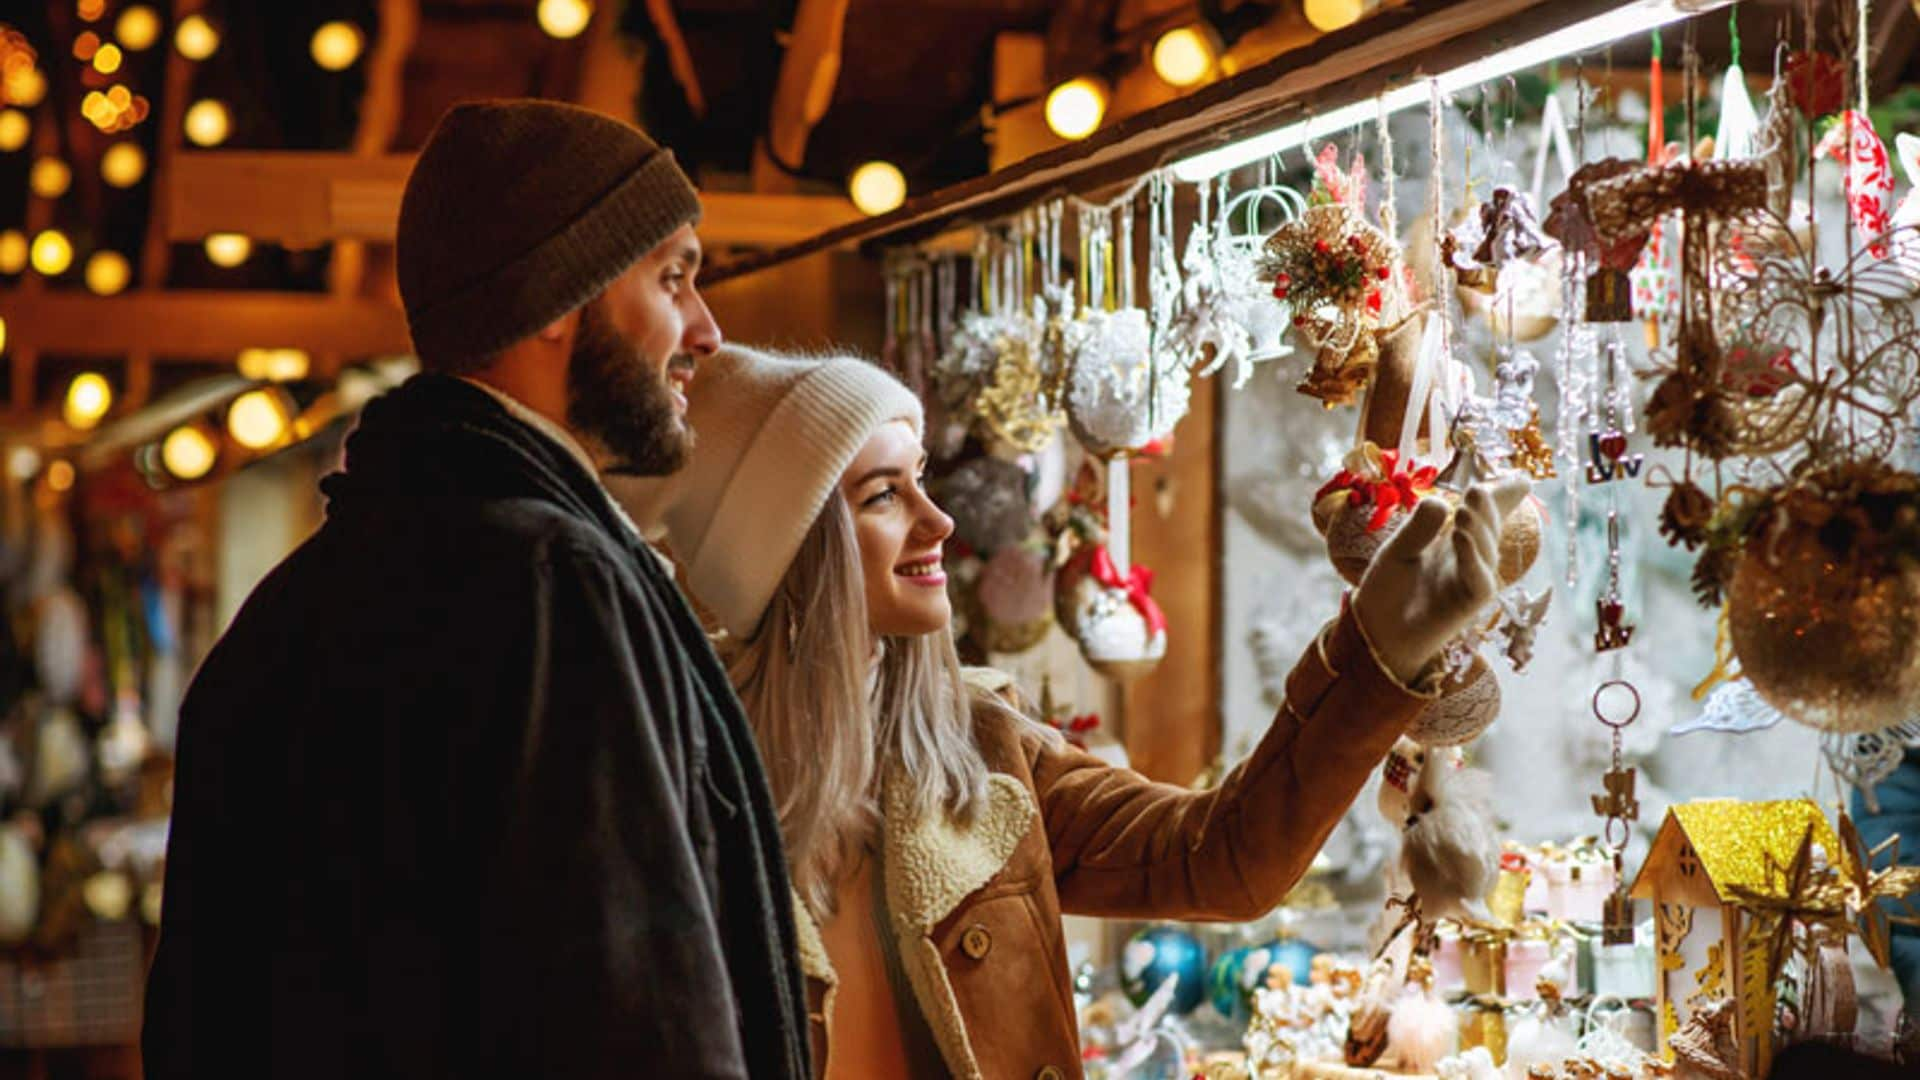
[0,291,412,359]
[165,153,864,249]
[704,0,1734,284]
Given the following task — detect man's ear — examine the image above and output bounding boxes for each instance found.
[536,307,580,343]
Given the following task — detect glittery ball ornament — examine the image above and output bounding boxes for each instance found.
[1064,308,1192,457]
[1728,509,1920,734]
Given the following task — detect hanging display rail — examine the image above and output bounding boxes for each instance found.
[706,0,1733,285]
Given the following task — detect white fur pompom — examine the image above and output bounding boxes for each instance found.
[1387,985,1457,1074]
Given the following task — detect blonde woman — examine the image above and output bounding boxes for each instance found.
[618,346,1525,1080]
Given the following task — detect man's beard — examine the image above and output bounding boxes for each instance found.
[565,301,692,476]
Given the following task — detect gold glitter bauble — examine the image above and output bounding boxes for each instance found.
[1728,524,1920,733]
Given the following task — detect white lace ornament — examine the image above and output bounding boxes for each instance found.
[1065,308,1190,455]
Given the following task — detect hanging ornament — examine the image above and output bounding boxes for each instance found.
[934,454,1034,555]
[975,543,1055,654]
[1066,200,1192,456]
[1892,133,1920,281]
[1587,680,1641,945]
[1261,145,1411,407]
[1813,109,1896,258]
[1784,50,1847,120]
[1406,654,1502,747]
[1725,463,1920,733]
[1169,177,1261,386]
[1713,10,1759,162]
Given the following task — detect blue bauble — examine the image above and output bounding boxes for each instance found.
[1207,944,1272,1020]
[1121,925,1208,1016]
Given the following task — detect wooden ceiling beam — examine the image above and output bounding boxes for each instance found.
[165,152,864,249]
[0,291,412,359]
[763,0,853,173]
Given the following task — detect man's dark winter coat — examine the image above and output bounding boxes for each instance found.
[143,374,811,1079]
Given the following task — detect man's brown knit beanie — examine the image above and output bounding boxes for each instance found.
[397,99,702,364]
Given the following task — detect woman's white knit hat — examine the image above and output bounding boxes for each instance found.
[611,345,924,638]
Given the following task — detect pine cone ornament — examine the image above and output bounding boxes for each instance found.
[1659,482,1716,550]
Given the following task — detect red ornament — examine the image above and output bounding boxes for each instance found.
[1784,51,1846,119]
[1314,238,1331,255]
[1348,234,1367,252]
[1365,288,1383,315]
[1375,265,1390,280]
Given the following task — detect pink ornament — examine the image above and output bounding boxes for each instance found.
[1815,110,1896,258]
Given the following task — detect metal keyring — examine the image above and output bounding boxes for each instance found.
[1592,679,1641,730]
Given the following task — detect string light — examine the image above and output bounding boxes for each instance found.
[85,85,150,133]
[174,14,219,61]
[228,389,290,449]
[1151,25,1219,88]
[310,22,364,71]
[203,232,252,267]
[64,373,112,430]
[0,231,25,274]
[0,109,25,151]
[30,230,72,276]
[92,42,123,74]
[5,445,39,481]
[1045,77,1109,141]
[101,141,145,186]
[237,348,311,382]
[160,425,217,480]
[0,316,6,356]
[84,251,130,295]
[116,6,160,51]
[46,460,74,492]
[29,157,71,199]
[536,0,593,40]
[77,0,106,21]
[1303,0,1367,32]
[847,161,906,216]
[184,99,230,146]
[73,31,101,62]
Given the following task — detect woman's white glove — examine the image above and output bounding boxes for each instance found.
[1353,476,1532,685]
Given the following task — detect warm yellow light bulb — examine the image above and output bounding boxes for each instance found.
[30,230,72,276]
[1303,0,1366,32]
[0,231,25,275]
[161,425,217,480]
[204,232,252,267]
[46,460,75,492]
[238,347,311,382]
[1152,25,1218,88]
[1045,77,1108,141]
[310,22,364,71]
[228,390,289,449]
[175,14,219,60]
[101,141,145,187]
[115,6,161,51]
[10,68,47,108]
[29,157,71,199]
[92,43,123,74]
[847,161,906,216]
[536,0,593,39]
[0,110,28,152]
[84,251,130,295]
[64,373,112,430]
[183,99,230,146]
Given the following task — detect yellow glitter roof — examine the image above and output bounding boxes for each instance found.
[1638,799,1839,904]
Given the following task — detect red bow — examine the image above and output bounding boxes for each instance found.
[1313,448,1438,531]
[1089,545,1167,637]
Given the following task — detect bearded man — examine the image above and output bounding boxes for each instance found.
[144,101,812,1080]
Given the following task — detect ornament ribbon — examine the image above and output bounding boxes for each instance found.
[1090,544,1168,636]
[1314,446,1440,531]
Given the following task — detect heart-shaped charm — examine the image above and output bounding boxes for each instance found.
[1598,431,1628,461]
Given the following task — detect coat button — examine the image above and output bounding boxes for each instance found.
[1035,1067,1064,1080]
[961,924,992,960]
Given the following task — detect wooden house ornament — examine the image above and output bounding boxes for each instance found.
[1627,799,1838,1079]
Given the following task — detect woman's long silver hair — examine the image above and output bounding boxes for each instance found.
[726,490,991,917]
